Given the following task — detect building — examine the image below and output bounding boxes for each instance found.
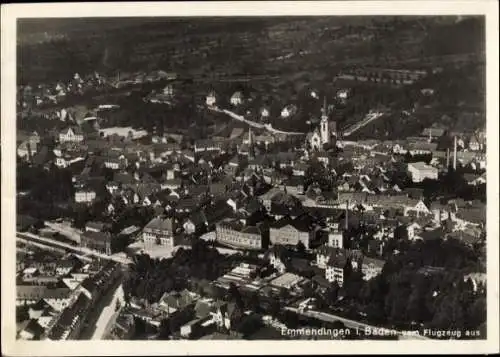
[206,91,217,106]
[85,221,110,233]
[265,245,290,274]
[361,257,386,280]
[215,219,267,250]
[407,162,438,183]
[59,126,84,143]
[17,139,39,161]
[74,188,97,204]
[306,99,336,151]
[230,91,244,106]
[142,216,176,247]
[280,104,297,118]
[269,215,314,249]
[328,223,343,249]
[80,231,113,255]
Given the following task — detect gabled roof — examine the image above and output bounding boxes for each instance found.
[144,216,175,232]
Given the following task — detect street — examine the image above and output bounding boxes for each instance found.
[17,232,132,265]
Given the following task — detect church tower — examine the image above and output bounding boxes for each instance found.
[320,97,330,145]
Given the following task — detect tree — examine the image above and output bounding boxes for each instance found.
[296,241,306,256]
[16,304,30,322]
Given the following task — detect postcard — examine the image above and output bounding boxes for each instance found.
[1,1,498,355]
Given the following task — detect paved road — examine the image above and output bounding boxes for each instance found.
[285,307,429,340]
[91,284,125,340]
[17,232,132,265]
[208,106,305,136]
[343,112,386,137]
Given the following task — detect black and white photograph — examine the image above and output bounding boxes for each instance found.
[1,1,499,355]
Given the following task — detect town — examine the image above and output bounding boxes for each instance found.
[15,16,486,341]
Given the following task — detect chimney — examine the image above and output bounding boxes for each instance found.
[345,200,349,230]
[453,136,457,170]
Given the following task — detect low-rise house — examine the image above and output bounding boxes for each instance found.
[183,210,208,235]
[407,162,438,182]
[46,292,92,340]
[18,319,46,340]
[142,216,177,248]
[206,91,217,106]
[269,214,315,250]
[212,301,244,331]
[327,224,344,249]
[281,104,297,118]
[80,231,113,255]
[230,91,244,106]
[215,219,268,250]
[361,257,386,280]
[85,221,110,233]
[59,126,84,143]
[265,245,290,274]
[74,188,97,204]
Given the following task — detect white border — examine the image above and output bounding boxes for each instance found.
[2,1,499,355]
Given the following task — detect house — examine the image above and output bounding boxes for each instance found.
[183,210,208,235]
[80,231,113,255]
[407,162,438,183]
[142,216,177,248]
[407,141,438,156]
[260,107,270,119]
[280,104,297,118]
[269,214,315,250]
[206,91,217,106]
[468,135,483,151]
[46,292,91,340]
[18,319,46,340]
[85,221,110,233]
[230,91,244,106]
[265,245,290,274]
[361,257,385,280]
[215,219,267,250]
[292,162,308,177]
[59,126,84,143]
[17,139,38,161]
[420,127,445,141]
[74,188,97,204]
[328,224,343,249]
[464,173,486,186]
[325,254,348,286]
[212,301,243,331]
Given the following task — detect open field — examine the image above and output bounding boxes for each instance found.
[18,16,485,140]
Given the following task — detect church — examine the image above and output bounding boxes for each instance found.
[306,98,337,151]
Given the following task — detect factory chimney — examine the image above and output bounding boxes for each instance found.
[345,200,349,230]
[446,148,450,169]
[453,136,457,170]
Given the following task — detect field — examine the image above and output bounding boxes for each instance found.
[17,16,486,139]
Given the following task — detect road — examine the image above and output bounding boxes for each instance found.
[17,232,132,265]
[208,106,305,136]
[91,284,125,340]
[343,112,386,137]
[44,221,83,244]
[285,307,429,340]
